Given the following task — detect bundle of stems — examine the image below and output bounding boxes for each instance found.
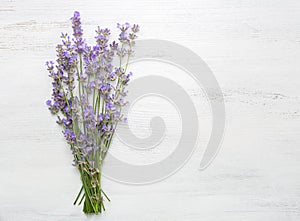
[45,11,139,214]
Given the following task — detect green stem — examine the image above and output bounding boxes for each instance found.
[101,189,110,202]
[79,193,85,205]
[81,170,98,213]
[73,186,84,205]
[76,55,86,135]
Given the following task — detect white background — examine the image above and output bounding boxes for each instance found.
[0,0,300,220]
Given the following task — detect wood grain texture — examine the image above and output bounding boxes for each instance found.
[0,0,300,220]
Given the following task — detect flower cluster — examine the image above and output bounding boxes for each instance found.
[45,11,139,214]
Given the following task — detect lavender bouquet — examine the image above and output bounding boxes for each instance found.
[45,11,139,214]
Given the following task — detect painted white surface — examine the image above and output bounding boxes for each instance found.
[0,0,300,220]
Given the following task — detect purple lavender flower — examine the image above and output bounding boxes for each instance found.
[117,22,130,32]
[131,24,140,33]
[62,118,72,127]
[46,100,52,106]
[86,146,93,153]
[64,129,76,144]
[119,32,129,43]
[110,41,118,50]
[70,11,85,53]
[105,102,116,112]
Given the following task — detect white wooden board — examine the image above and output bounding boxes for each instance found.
[0,0,300,220]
